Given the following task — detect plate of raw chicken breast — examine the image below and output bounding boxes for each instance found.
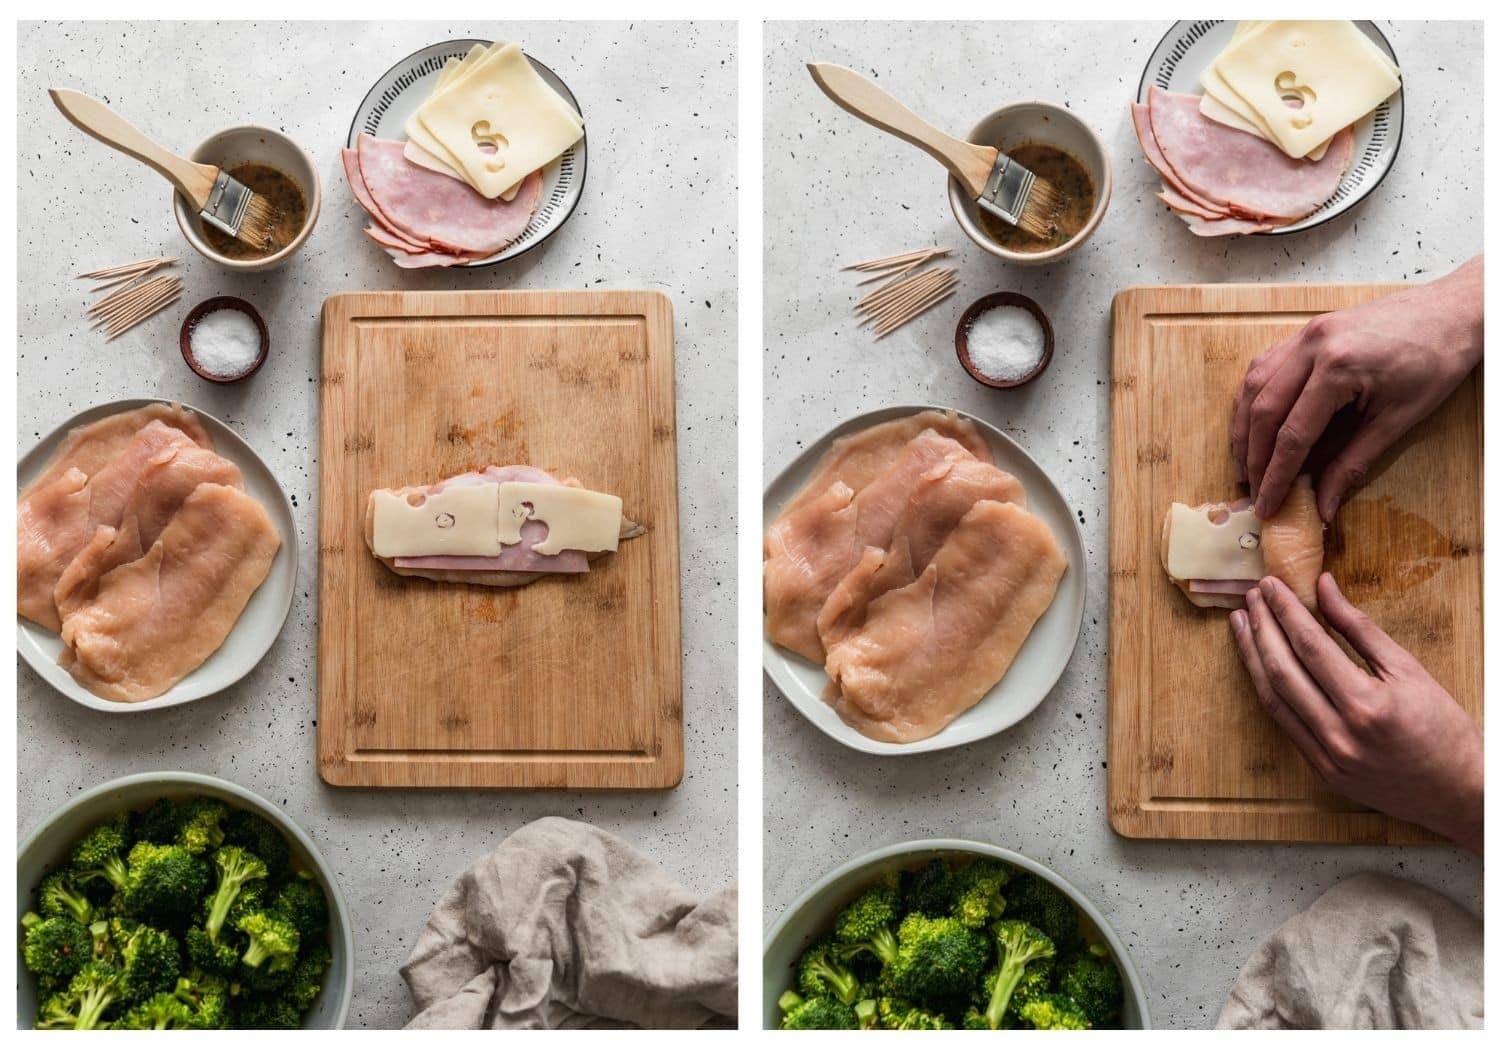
[17,399,298,713]
[763,406,1086,755]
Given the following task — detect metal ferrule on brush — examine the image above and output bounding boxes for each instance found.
[201,170,252,237]
[978,153,1035,227]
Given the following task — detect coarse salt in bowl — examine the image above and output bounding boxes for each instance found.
[180,296,269,382]
[956,292,1055,388]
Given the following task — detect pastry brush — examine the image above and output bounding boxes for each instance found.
[49,88,281,253]
[807,63,1063,240]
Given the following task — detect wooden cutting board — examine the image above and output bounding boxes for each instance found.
[317,290,682,789]
[1109,283,1482,843]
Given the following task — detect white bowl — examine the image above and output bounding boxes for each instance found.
[762,405,1087,755]
[16,772,353,1029]
[764,840,1151,1030]
[948,101,1112,265]
[172,125,320,272]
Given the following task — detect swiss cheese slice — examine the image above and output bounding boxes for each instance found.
[414,42,583,200]
[1199,22,1331,162]
[1164,503,1264,582]
[371,484,503,558]
[496,482,622,556]
[1212,20,1401,159]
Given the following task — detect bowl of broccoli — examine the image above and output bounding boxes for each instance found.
[17,772,353,1029]
[764,840,1149,1030]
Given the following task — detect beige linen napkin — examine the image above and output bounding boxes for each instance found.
[402,816,737,1029]
[1218,872,1481,1029]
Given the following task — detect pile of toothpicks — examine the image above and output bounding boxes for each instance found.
[79,256,181,340]
[845,246,956,339]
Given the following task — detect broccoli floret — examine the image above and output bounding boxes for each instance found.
[70,818,130,892]
[111,919,181,1001]
[1019,992,1091,1029]
[970,919,1056,1030]
[119,841,209,918]
[874,996,951,1030]
[951,858,1011,928]
[270,872,329,941]
[237,912,300,972]
[174,972,231,1029]
[39,870,94,925]
[132,798,184,845]
[235,994,304,1029]
[21,912,91,982]
[832,885,900,967]
[185,925,241,977]
[887,912,991,1008]
[796,936,862,1004]
[223,809,292,880]
[203,846,269,942]
[118,990,196,1029]
[902,858,958,917]
[1012,957,1055,1011]
[176,798,229,856]
[1058,951,1124,1028]
[37,959,122,1030]
[286,940,333,1012]
[777,990,856,1030]
[228,879,270,926]
[1005,873,1078,948]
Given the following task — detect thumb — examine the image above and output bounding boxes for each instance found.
[1315,418,1402,521]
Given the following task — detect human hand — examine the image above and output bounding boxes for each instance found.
[1229,573,1483,855]
[1230,256,1484,521]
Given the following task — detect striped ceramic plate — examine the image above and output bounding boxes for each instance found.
[347,39,586,266]
[1137,20,1403,236]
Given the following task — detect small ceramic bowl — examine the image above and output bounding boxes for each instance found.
[172,124,320,272]
[948,101,1112,265]
[180,296,269,382]
[955,291,1055,389]
[764,840,1151,1029]
[17,772,354,1029]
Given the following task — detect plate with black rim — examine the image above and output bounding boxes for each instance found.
[1137,20,1403,236]
[347,39,587,267]
[762,405,1087,756]
[17,399,299,714]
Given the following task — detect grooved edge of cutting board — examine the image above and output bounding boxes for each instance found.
[316,290,682,789]
[1108,283,1482,844]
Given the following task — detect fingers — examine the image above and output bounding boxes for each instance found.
[1252,377,1346,520]
[1231,339,1295,483]
[1254,576,1369,702]
[1230,609,1336,778]
[1244,352,1315,503]
[1313,417,1402,521]
[1315,573,1406,677]
[1242,587,1344,745]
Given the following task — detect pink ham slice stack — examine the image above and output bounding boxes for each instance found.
[1132,86,1354,236]
[342,134,543,267]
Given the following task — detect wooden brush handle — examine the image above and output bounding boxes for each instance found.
[806,62,998,197]
[48,88,219,208]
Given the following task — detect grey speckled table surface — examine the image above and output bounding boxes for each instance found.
[16,20,736,1029]
[762,20,1482,1029]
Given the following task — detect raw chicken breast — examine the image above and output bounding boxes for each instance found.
[778,409,993,520]
[823,500,1067,743]
[17,422,201,630]
[122,443,245,549]
[59,484,281,702]
[766,431,999,661]
[1261,476,1324,610]
[20,403,212,504]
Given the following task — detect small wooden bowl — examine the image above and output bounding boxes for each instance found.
[955,292,1055,389]
[180,297,269,383]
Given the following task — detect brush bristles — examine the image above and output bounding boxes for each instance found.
[235,193,281,251]
[1015,175,1065,242]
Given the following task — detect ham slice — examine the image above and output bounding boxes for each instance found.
[342,148,429,252]
[823,500,1067,744]
[354,134,542,257]
[59,484,281,702]
[364,465,642,587]
[1145,87,1352,224]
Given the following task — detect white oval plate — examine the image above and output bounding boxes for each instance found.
[17,399,299,714]
[1137,20,1403,235]
[347,39,586,267]
[762,405,1087,755]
